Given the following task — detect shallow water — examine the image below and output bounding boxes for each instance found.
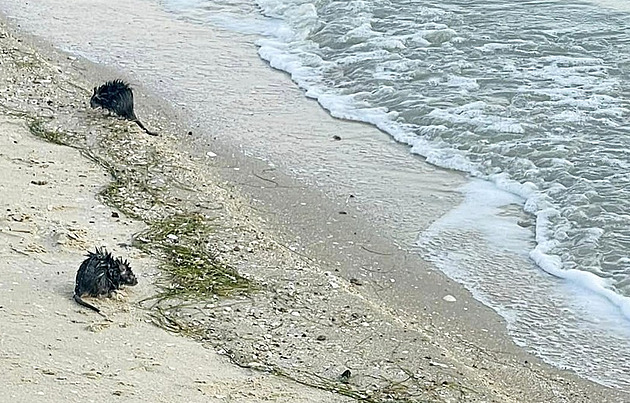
[2,0,630,389]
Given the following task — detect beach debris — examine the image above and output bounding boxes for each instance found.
[339,369,352,384]
[111,211,119,218]
[8,212,28,222]
[332,135,342,141]
[73,247,138,316]
[349,278,363,286]
[429,361,449,369]
[443,294,457,302]
[316,335,327,341]
[30,180,47,186]
[8,222,32,234]
[85,322,111,333]
[66,231,80,240]
[90,80,158,136]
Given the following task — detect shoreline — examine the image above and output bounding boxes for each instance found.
[0,4,627,403]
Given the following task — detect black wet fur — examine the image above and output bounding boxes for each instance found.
[73,247,138,314]
[90,80,158,136]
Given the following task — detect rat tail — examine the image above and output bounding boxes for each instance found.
[134,119,158,136]
[73,294,107,318]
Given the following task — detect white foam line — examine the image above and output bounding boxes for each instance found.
[531,226,630,320]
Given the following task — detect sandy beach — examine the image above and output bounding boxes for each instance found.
[0,4,628,403]
[0,117,347,402]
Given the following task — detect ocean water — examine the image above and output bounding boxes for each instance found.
[2,0,630,389]
[166,0,630,311]
[161,0,630,387]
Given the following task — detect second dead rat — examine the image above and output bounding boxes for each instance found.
[73,247,138,315]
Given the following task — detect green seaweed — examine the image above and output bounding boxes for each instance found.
[27,118,67,146]
[27,117,253,303]
[134,213,255,303]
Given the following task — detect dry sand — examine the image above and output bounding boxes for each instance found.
[0,6,628,403]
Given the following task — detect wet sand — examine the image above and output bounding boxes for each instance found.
[0,2,627,402]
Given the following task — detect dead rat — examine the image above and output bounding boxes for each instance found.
[90,80,158,136]
[73,247,138,315]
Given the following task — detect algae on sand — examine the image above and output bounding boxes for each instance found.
[28,117,255,305]
[28,118,67,146]
[133,213,255,304]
